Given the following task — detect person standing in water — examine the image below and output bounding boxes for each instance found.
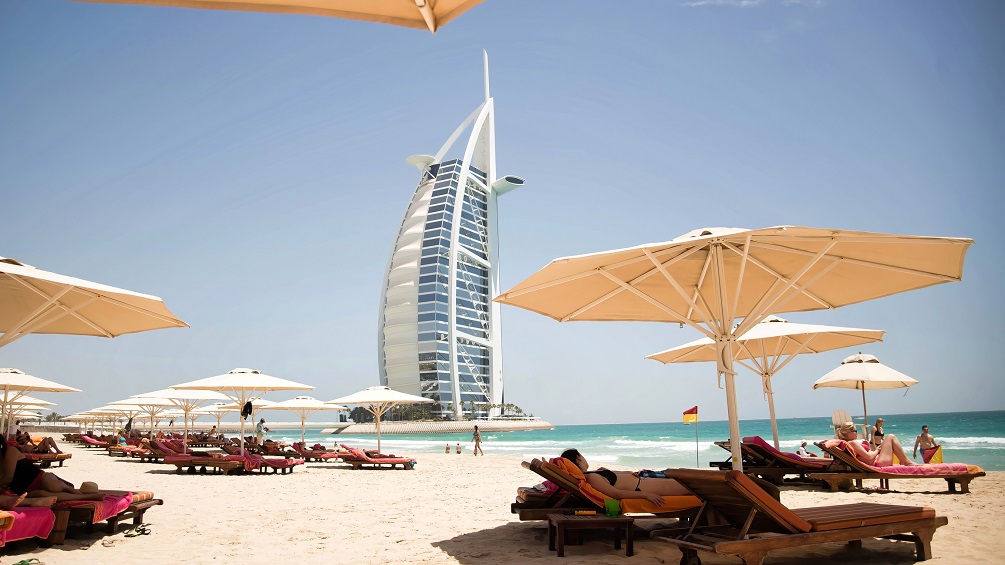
[472,425,484,456]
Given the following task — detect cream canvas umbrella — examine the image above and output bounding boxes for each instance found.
[75,0,484,33]
[172,368,313,455]
[131,388,229,453]
[263,396,347,444]
[108,397,176,437]
[496,225,972,471]
[647,315,885,448]
[0,368,80,435]
[813,353,919,441]
[328,386,432,454]
[0,256,187,349]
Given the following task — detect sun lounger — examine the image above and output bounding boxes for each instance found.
[809,440,986,493]
[162,455,245,475]
[340,447,415,470]
[708,439,821,485]
[47,490,163,544]
[79,435,109,448]
[512,458,701,522]
[292,442,341,462]
[22,452,72,468]
[651,468,949,565]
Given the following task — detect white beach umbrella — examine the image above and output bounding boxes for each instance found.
[496,225,971,471]
[263,396,347,444]
[108,397,176,437]
[813,353,919,440]
[0,368,80,435]
[172,368,314,455]
[4,395,57,408]
[0,256,187,349]
[328,386,433,454]
[130,388,229,453]
[75,0,485,33]
[647,316,885,448]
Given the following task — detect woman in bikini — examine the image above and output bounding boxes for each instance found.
[838,422,916,466]
[559,449,690,506]
[0,442,104,503]
[870,417,885,449]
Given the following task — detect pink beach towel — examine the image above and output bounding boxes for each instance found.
[823,439,979,475]
[0,508,55,547]
[56,493,133,524]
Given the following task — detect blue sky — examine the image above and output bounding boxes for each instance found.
[2,0,1003,426]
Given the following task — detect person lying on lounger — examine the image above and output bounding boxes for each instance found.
[837,422,917,466]
[559,449,691,506]
[17,433,64,454]
[0,442,104,502]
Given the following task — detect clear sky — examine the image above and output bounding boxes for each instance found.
[2,0,1003,426]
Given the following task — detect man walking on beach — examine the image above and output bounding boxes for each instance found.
[914,425,940,463]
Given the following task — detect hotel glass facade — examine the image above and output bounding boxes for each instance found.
[377,77,523,420]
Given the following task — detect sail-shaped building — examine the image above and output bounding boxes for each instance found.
[377,54,524,420]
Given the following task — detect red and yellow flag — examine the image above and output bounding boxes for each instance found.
[683,406,698,424]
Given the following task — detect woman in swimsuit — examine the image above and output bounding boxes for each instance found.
[560,449,690,506]
[870,417,885,449]
[0,442,104,502]
[838,422,916,466]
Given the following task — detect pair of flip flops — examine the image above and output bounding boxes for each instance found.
[124,524,152,537]
[13,558,43,565]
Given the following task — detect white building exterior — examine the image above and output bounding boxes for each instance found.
[377,54,524,420]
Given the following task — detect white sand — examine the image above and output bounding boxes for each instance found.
[6,444,1003,564]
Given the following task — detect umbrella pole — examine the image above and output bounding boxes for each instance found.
[861,387,870,445]
[717,338,744,473]
[375,408,381,455]
[766,376,781,450]
[301,419,306,445]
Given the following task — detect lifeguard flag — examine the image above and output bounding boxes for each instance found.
[683,406,698,424]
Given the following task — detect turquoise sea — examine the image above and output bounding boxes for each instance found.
[266,410,1005,471]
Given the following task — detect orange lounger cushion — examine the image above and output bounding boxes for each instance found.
[0,511,14,531]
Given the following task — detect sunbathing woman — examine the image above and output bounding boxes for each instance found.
[559,449,691,506]
[18,434,64,454]
[0,442,104,502]
[837,422,916,466]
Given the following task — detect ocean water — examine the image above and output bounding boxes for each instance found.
[267,410,1005,471]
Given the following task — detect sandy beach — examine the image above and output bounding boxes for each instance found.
[4,444,1002,565]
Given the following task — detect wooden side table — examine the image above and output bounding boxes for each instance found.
[547,513,635,557]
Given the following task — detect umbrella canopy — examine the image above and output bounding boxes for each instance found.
[0,368,80,435]
[109,397,176,436]
[75,0,485,33]
[0,256,187,349]
[647,315,885,448]
[263,396,347,443]
[172,368,314,455]
[813,353,919,439]
[3,394,57,408]
[131,388,229,453]
[328,386,432,453]
[496,225,972,471]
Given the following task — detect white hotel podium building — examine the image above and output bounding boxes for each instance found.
[377,54,524,421]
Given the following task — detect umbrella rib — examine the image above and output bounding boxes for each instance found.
[721,241,833,312]
[414,0,438,32]
[8,276,115,334]
[729,234,752,327]
[734,242,837,336]
[686,250,713,322]
[749,241,963,281]
[595,269,713,338]
[713,244,732,335]
[643,249,717,330]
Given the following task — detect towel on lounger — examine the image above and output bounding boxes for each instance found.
[550,458,699,514]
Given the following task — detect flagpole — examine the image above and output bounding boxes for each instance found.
[694,419,699,468]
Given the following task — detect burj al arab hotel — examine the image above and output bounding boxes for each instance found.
[377,54,525,421]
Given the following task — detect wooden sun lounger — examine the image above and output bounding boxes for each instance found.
[651,469,948,565]
[79,435,109,448]
[513,458,700,522]
[340,447,415,470]
[163,456,245,475]
[809,441,986,494]
[708,440,810,485]
[48,491,164,544]
[23,452,72,468]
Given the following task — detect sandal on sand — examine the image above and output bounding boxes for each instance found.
[124,525,151,537]
[14,559,43,565]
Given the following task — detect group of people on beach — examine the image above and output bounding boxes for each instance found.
[444,425,485,456]
[0,436,104,511]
